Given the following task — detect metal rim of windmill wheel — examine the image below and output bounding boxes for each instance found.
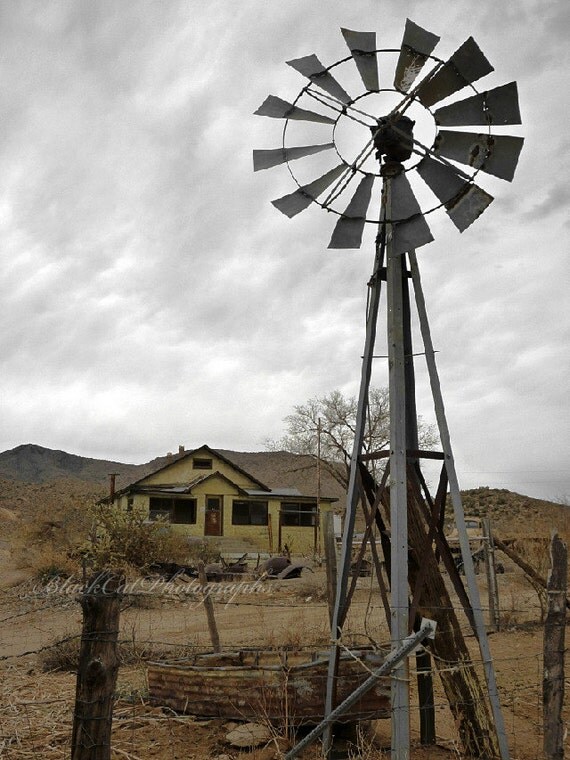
[253,19,523,252]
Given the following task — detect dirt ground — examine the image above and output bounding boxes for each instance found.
[0,559,568,759]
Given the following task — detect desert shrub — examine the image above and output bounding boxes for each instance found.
[80,503,190,573]
[19,500,199,581]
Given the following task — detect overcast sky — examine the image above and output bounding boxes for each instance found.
[0,0,568,502]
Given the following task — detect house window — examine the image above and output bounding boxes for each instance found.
[172,500,197,524]
[149,497,197,524]
[193,457,213,470]
[280,502,317,527]
[232,500,268,526]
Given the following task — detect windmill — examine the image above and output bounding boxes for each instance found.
[254,19,522,760]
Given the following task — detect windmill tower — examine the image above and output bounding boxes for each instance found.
[254,19,523,760]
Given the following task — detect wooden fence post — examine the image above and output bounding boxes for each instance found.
[71,571,123,760]
[197,561,221,652]
[543,532,567,760]
[482,518,501,631]
[323,511,338,630]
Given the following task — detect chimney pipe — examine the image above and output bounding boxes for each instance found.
[108,473,119,501]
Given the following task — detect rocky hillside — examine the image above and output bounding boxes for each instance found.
[0,444,142,485]
[457,487,568,538]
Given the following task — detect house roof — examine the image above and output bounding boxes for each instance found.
[106,444,339,504]
[133,470,252,498]
[243,486,336,502]
[245,487,301,497]
[124,445,268,491]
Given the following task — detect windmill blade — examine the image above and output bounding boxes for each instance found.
[272,164,346,217]
[253,143,335,172]
[416,37,494,108]
[254,95,335,124]
[435,131,524,181]
[328,175,375,248]
[389,173,434,254]
[287,54,351,104]
[416,155,493,231]
[394,19,440,93]
[341,28,379,91]
[434,82,522,126]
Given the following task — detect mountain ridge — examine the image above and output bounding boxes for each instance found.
[0,443,346,501]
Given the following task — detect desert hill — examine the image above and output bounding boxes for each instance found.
[0,443,346,507]
[0,443,164,487]
[455,486,567,537]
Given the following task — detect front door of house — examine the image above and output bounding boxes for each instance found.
[205,496,223,536]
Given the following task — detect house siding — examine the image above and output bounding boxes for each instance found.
[112,446,337,555]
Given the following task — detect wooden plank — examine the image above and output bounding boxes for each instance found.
[543,533,567,760]
[198,561,221,652]
[404,486,501,757]
[407,463,475,634]
[323,511,338,630]
[360,448,445,461]
[482,518,501,631]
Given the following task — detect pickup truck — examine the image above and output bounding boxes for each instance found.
[446,516,485,573]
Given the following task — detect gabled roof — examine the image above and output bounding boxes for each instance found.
[109,445,270,501]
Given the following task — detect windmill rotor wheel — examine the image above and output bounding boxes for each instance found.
[254,20,523,252]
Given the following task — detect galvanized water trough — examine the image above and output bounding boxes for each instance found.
[148,648,390,724]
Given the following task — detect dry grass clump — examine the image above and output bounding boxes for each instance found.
[38,634,82,672]
[0,666,76,756]
[38,631,202,673]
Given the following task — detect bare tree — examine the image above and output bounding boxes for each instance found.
[265,388,437,489]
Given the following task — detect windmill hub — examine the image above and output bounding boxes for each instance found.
[372,113,415,167]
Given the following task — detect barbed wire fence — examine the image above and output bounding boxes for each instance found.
[0,543,567,759]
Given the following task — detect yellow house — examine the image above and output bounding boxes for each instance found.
[110,445,338,555]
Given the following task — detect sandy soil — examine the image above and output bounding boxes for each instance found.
[0,561,567,759]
